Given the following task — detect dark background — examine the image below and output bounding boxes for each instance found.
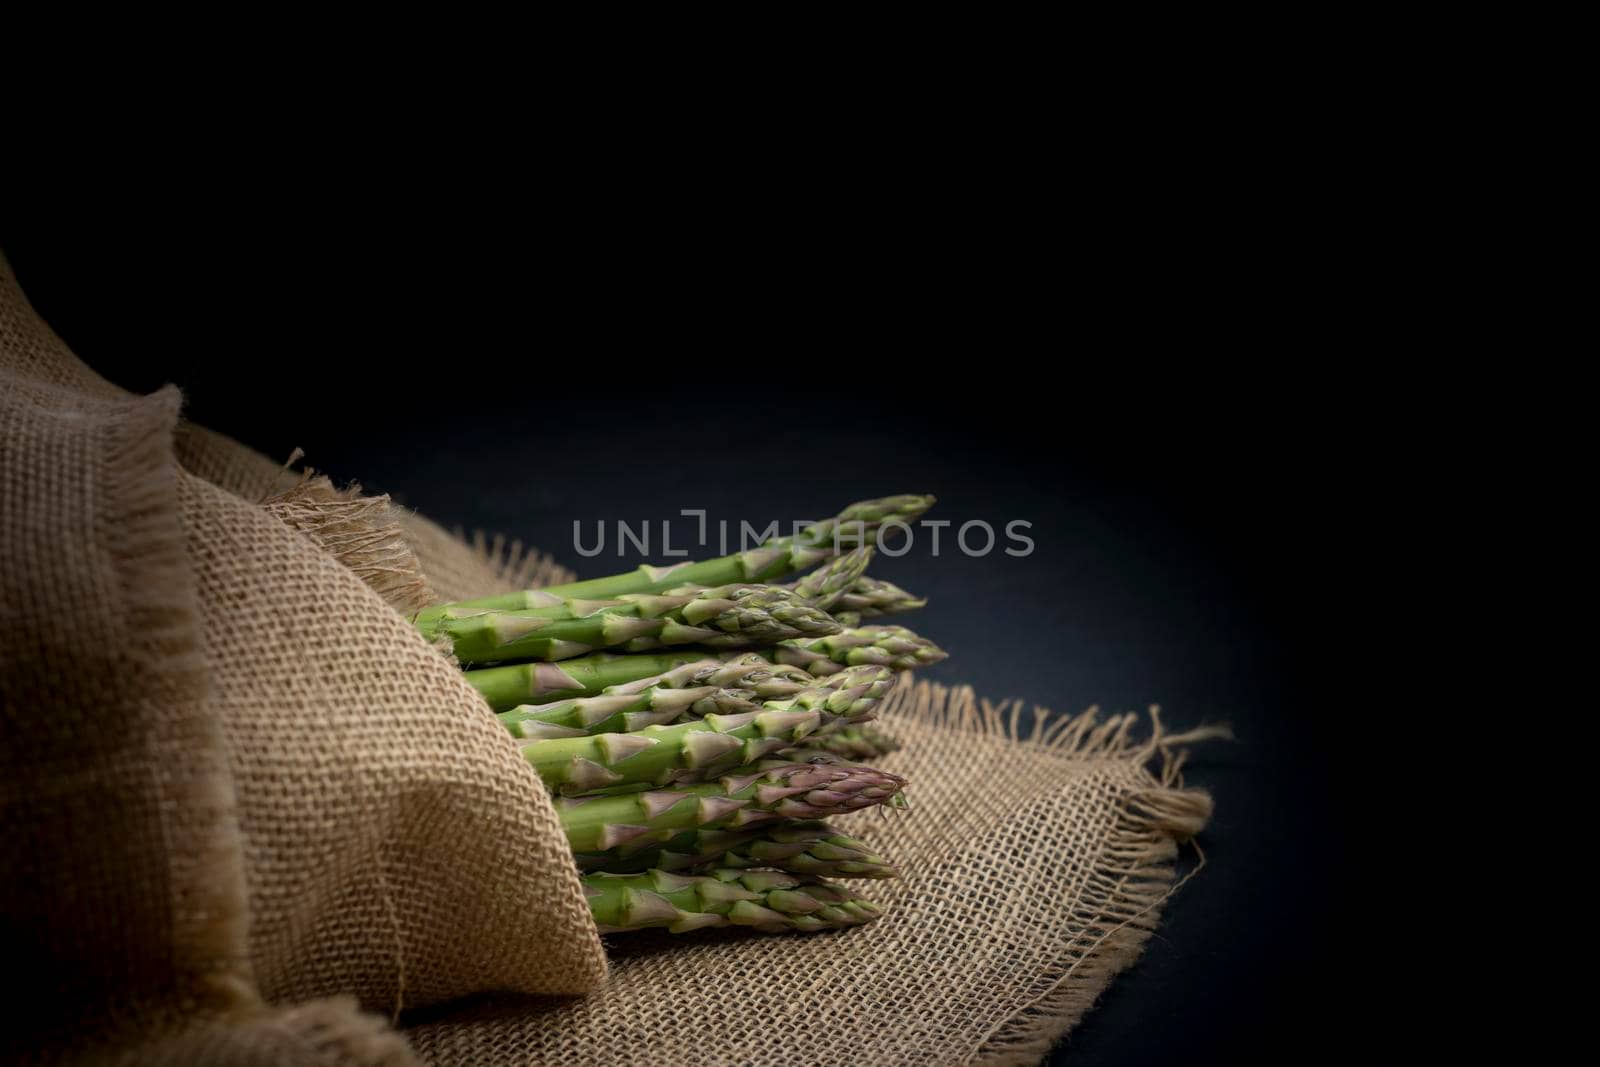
[2,221,1356,1062]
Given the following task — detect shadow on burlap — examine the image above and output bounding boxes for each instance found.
[0,251,1216,1066]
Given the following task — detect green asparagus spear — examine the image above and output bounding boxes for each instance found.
[763,625,948,675]
[498,679,760,740]
[496,655,857,738]
[781,724,903,762]
[832,575,927,619]
[576,820,898,879]
[656,658,893,719]
[785,547,874,611]
[464,652,709,711]
[412,494,934,624]
[467,651,874,713]
[523,673,888,794]
[583,867,883,934]
[557,759,907,852]
[648,654,819,699]
[421,584,839,665]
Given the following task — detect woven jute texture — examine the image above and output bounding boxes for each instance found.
[1,250,1215,1065]
[401,685,1214,1066]
[1,253,605,1064]
[175,470,605,1008]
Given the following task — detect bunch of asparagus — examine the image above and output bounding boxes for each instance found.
[413,496,945,936]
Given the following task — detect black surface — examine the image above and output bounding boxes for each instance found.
[1,226,1354,1062]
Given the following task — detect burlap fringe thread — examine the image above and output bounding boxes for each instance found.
[261,474,437,617]
[458,527,577,592]
[261,997,419,1067]
[879,681,1226,1065]
[102,388,260,1018]
[102,399,436,1064]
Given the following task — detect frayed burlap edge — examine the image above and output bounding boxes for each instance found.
[262,474,437,616]
[102,391,433,1066]
[102,386,257,1017]
[111,997,422,1066]
[881,683,1225,1066]
[455,527,576,591]
[255,997,419,1067]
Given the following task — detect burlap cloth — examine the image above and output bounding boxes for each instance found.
[0,251,1215,1066]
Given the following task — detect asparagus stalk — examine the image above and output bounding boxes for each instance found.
[763,625,948,675]
[412,494,935,624]
[650,654,821,700]
[576,820,898,879]
[767,663,896,719]
[781,724,902,762]
[464,652,710,711]
[467,651,878,713]
[583,867,883,934]
[557,759,907,852]
[785,547,874,611]
[421,584,839,665]
[658,658,894,721]
[832,575,927,619]
[498,679,760,740]
[522,674,889,794]
[497,656,849,737]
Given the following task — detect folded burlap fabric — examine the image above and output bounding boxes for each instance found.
[402,684,1214,1066]
[0,252,1214,1066]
